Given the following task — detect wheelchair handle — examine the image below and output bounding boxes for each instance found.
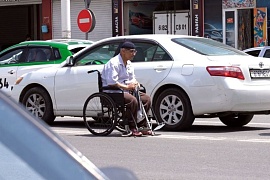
[87,70,102,92]
[88,70,100,75]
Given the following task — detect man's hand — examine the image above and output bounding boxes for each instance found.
[116,81,139,91]
[126,82,137,90]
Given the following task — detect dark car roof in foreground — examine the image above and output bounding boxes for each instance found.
[0,91,138,179]
[0,91,108,180]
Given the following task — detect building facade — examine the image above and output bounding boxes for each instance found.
[0,0,268,51]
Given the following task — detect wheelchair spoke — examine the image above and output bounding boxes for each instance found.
[83,93,117,136]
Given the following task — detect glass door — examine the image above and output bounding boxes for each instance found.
[223,10,237,48]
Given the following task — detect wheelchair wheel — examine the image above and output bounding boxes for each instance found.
[83,92,117,136]
[113,106,127,133]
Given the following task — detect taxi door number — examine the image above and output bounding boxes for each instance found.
[0,78,9,89]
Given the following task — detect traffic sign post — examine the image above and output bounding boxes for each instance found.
[77,9,96,39]
[84,0,91,8]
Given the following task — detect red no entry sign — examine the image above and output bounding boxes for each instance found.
[77,9,96,33]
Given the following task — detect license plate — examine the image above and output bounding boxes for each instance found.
[250,69,270,78]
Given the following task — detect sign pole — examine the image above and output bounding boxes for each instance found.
[84,0,91,40]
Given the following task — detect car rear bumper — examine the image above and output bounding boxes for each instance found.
[191,85,270,115]
[229,88,270,112]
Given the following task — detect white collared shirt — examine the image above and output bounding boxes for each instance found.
[101,54,136,89]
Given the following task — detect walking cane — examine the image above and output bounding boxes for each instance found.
[134,86,165,134]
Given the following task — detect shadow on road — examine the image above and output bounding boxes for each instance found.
[258,132,270,136]
[50,120,270,134]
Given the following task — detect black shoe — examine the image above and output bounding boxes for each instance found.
[121,131,132,137]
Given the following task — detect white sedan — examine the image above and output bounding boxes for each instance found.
[11,35,270,130]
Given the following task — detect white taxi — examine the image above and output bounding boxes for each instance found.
[0,40,92,95]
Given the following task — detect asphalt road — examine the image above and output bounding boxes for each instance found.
[51,115,270,180]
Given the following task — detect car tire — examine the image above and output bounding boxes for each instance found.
[22,87,55,124]
[219,114,254,127]
[154,88,194,130]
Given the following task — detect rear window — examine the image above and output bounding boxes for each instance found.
[172,38,248,56]
[264,49,270,58]
[53,48,61,59]
[245,50,261,57]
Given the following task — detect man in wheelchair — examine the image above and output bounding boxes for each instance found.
[101,41,152,137]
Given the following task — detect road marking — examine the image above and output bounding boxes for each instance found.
[54,129,89,134]
[238,139,270,143]
[53,129,270,144]
[150,134,227,141]
[54,129,270,144]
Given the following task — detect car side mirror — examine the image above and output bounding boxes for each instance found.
[66,56,74,66]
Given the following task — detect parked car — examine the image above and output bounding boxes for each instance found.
[130,12,152,29]
[243,46,270,58]
[0,40,92,94]
[0,91,137,179]
[46,38,94,45]
[10,34,270,131]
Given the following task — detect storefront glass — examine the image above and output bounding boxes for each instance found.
[124,0,190,35]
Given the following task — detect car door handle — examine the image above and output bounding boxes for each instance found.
[154,65,167,71]
[8,70,15,74]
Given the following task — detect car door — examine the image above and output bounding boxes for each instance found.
[54,42,120,113]
[0,47,25,92]
[130,41,173,97]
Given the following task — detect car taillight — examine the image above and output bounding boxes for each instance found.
[206,66,245,80]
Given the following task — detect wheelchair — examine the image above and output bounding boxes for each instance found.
[83,70,164,136]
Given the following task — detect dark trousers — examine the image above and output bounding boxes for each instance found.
[124,92,151,129]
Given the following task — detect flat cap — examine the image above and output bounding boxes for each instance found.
[121,41,136,49]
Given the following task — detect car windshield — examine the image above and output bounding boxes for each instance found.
[172,38,248,56]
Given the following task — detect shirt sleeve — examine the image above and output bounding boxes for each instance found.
[102,58,119,86]
[127,61,136,83]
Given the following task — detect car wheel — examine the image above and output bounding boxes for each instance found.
[154,88,194,130]
[219,114,254,127]
[22,87,55,124]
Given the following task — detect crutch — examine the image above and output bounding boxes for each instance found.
[140,101,165,133]
[135,86,165,135]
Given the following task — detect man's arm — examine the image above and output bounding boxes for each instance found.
[110,82,137,91]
